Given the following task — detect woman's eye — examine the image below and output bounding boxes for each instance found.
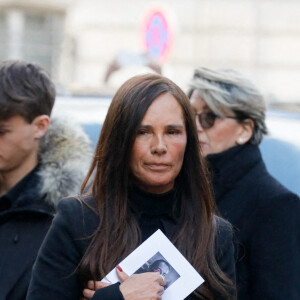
[137,129,148,135]
[0,130,8,136]
[168,129,180,135]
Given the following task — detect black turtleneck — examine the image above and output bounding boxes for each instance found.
[128,186,179,242]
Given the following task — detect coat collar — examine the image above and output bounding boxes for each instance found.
[0,165,55,218]
[206,144,264,200]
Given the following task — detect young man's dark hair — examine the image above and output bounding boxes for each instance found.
[0,60,56,122]
[0,60,92,300]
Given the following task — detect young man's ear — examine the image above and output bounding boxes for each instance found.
[236,119,254,145]
[32,115,50,139]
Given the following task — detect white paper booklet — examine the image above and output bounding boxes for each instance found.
[102,229,204,300]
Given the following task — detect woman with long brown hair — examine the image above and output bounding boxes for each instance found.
[27,74,236,300]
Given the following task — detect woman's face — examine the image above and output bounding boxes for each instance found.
[190,90,245,156]
[130,92,187,194]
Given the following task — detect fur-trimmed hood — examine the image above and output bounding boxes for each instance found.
[38,117,93,208]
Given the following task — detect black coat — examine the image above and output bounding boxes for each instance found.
[207,144,300,300]
[0,118,92,300]
[0,167,54,300]
[26,192,236,300]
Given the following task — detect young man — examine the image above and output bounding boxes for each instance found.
[0,60,92,299]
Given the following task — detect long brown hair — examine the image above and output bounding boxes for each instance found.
[79,74,234,299]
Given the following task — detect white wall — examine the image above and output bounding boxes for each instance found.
[2,0,300,105]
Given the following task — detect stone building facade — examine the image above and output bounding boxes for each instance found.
[1,0,300,106]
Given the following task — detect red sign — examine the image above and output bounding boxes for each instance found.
[141,8,174,63]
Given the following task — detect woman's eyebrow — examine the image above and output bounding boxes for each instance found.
[166,124,185,129]
[138,124,184,128]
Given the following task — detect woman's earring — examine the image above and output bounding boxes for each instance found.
[237,137,244,145]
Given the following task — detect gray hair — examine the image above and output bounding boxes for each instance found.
[188,67,267,145]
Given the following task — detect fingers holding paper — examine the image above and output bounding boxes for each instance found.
[83,266,166,300]
[82,280,111,298]
[117,267,166,299]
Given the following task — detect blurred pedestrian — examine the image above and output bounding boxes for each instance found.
[103,51,162,84]
[188,67,300,299]
[0,60,92,300]
[27,74,236,300]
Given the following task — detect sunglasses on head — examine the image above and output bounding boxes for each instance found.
[195,112,239,129]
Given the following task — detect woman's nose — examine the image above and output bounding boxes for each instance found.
[151,135,167,154]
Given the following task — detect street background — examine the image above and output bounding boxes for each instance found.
[0,0,300,110]
[1,0,300,194]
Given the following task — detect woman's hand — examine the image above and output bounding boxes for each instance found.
[118,266,165,300]
[82,280,111,299]
[82,265,166,300]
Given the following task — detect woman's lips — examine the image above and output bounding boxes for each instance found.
[145,163,170,170]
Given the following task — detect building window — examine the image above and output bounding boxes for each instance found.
[0,9,64,78]
[0,12,8,58]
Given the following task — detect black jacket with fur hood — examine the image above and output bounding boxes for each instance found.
[0,118,93,300]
